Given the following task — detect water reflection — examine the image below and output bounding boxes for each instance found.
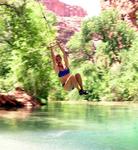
[0,108,32,131]
[0,108,32,119]
[0,103,138,131]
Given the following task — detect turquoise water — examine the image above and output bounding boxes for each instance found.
[0,102,138,150]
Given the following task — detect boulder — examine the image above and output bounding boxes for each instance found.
[0,87,41,109]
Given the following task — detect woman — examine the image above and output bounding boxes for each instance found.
[50,41,88,95]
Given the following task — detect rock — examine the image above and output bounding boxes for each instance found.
[41,0,87,44]
[57,16,84,44]
[43,0,87,17]
[0,87,41,109]
[101,0,138,30]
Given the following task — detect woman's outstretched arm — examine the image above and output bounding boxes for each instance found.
[57,41,69,68]
[49,47,58,73]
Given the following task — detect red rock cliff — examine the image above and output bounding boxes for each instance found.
[43,0,87,17]
[41,0,87,43]
[101,0,138,30]
[56,17,83,43]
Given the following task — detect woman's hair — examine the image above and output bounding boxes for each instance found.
[15,87,25,91]
[55,54,62,64]
[55,54,61,58]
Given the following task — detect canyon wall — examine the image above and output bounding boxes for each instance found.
[43,0,87,17]
[101,0,138,30]
[42,0,87,43]
[56,17,83,43]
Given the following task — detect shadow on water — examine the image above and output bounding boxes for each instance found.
[0,102,138,150]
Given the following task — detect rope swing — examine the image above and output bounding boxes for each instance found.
[36,0,59,48]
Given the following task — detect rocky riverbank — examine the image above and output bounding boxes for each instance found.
[0,87,41,109]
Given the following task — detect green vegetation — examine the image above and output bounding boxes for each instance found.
[0,0,56,102]
[67,9,138,101]
[0,1,138,102]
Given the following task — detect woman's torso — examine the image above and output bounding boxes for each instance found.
[57,65,70,84]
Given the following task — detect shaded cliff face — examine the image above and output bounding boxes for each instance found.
[43,0,87,17]
[101,0,138,30]
[56,17,83,43]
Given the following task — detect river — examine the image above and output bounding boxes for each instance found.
[0,102,138,150]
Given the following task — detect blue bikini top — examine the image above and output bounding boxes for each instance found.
[58,68,70,77]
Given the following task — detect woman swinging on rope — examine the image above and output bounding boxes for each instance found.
[50,41,88,95]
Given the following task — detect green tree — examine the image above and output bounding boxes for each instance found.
[0,0,56,100]
[67,9,137,101]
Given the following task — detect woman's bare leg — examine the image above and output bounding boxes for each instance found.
[75,73,83,90]
[75,73,88,95]
[64,74,88,95]
[64,75,80,91]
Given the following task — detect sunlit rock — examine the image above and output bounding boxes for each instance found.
[43,0,87,17]
[101,0,138,30]
[0,87,41,109]
[41,0,87,43]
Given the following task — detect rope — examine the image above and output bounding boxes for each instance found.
[34,0,59,53]
[35,0,64,51]
[37,0,53,33]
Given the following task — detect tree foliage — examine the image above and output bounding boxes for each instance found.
[67,9,138,101]
[1,3,138,102]
[0,0,56,100]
